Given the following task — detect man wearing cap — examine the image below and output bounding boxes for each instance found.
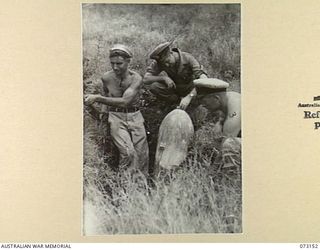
[143,41,208,110]
[84,44,149,176]
[144,42,241,137]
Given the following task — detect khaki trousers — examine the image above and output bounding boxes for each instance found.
[108,110,149,176]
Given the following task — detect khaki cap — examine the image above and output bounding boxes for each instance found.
[110,44,133,58]
[149,41,173,60]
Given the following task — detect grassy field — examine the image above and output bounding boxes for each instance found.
[82,4,241,234]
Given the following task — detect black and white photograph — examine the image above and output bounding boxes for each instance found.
[3,0,320,245]
[82,4,241,235]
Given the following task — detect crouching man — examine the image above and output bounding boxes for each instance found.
[193,78,242,174]
[143,41,208,110]
[84,44,149,176]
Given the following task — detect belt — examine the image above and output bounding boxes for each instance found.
[108,106,140,113]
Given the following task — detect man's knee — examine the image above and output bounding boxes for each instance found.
[149,82,165,95]
[121,147,136,159]
[118,146,136,169]
[149,82,179,103]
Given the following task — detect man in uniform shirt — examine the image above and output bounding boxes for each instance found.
[143,41,208,110]
[144,42,241,173]
[144,41,241,137]
[84,44,149,176]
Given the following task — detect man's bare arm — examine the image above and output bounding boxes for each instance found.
[178,74,208,110]
[179,87,197,110]
[85,74,142,107]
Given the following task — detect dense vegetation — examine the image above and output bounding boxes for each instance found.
[82,4,241,234]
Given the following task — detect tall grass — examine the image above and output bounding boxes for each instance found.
[82,4,240,80]
[83,123,242,235]
[82,4,241,235]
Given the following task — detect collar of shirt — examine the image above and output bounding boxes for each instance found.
[171,48,191,76]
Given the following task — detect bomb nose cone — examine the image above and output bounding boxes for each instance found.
[154,109,194,176]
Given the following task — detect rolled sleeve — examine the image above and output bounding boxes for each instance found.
[187,54,207,79]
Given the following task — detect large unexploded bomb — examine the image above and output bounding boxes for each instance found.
[154,109,194,177]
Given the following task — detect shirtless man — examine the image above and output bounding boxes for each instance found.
[84,44,149,176]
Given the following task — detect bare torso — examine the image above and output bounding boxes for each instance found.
[102,70,141,107]
[199,91,241,136]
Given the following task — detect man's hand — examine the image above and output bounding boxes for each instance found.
[164,77,176,89]
[178,95,192,110]
[199,73,208,79]
[84,94,100,105]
